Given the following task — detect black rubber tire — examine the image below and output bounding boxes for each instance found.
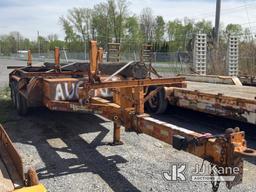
[16,91,28,116]
[145,86,168,114]
[10,82,17,107]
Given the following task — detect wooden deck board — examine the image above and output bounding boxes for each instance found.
[186,81,256,100]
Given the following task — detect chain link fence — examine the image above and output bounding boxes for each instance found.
[1,49,255,77]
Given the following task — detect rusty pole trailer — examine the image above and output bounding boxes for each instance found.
[8,42,256,191]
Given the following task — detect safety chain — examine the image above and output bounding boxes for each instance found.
[211,139,226,192]
[210,163,221,192]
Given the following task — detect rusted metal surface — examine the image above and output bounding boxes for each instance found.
[27,50,32,67]
[0,124,24,189]
[43,78,81,101]
[41,76,185,103]
[0,157,14,191]
[113,122,122,145]
[10,75,21,82]
[43,97,121,121]
[54,47,60,71]
[26,78,44,107]
[84,77,185,89]
[8,41,256,191]
[97,47,104,64]
[170,81,256,125]
[0,125,47,192]
[10,68,84,78]
[89,41,99,83]
[43,61,149,79]
[43,77,124,101]
[43,81,256,190]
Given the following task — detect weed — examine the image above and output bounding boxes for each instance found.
[0,87,12,123]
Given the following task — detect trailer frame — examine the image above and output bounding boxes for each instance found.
[8,41,256,191]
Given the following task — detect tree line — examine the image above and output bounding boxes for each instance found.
[0,32,67,56]
[0,0,251,55]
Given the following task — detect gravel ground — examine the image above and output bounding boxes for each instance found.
[0,59,256,192]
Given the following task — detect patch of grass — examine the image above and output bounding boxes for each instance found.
[0,87,12,123]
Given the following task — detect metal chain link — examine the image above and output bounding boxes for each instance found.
[211,139,226,192]
[210,163,221,192]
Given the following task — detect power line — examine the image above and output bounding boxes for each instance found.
[243,0,254,40]
[190,2,256,20]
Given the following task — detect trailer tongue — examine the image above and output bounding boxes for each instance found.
[8,41,256,191]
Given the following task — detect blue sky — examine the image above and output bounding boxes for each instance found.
[0,0,256,40]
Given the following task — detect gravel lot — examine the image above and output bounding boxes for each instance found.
[0,59,256,192]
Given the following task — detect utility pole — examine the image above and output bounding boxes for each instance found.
[83,33,87,61]
[214,0,221,47]
[85,41,87,61]
[17,33,20,52]
[37,31,40,57]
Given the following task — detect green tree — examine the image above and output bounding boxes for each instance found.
[226,24,243,35]
[92,0,129,47]
[140,7,155,42]
[154,16,165,42]
[62,7,92,42]
[108,0,128,43]
[92,2,110,47]
[193,20,213,34]
[123,16,143,52]
[167,19,184,51]
[59,17,77,43]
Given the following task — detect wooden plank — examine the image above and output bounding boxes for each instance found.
[186,81,256,100]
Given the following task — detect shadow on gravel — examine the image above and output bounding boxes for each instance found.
[2,105,140,192]
[1,89,256,190]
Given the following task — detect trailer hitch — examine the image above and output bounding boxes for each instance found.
[172,127,256,191]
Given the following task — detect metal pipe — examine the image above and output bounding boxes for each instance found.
[63,49,69,63]
[46,62,77,73]
[104,61,135,82]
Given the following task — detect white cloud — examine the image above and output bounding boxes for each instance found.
[0,0,255,40]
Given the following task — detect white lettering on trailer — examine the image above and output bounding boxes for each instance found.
[54,81,112,101]
[55,83,65,100]
[64,83,75,100]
